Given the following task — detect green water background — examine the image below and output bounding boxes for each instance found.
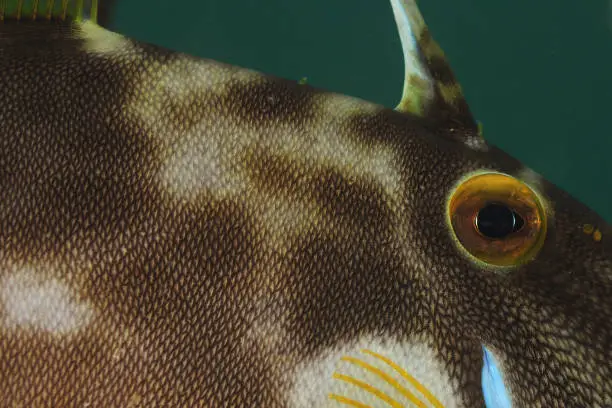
[109,0,612,222]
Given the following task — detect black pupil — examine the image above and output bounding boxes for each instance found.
[475,202,524,239]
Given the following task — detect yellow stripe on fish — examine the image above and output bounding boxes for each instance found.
[329,349,447,408]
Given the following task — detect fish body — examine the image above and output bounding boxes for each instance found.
[0,1,610,407]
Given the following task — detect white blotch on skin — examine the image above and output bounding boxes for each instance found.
[126,57,253,139]
[1,268,94,335]
[307,94,406,200]
[288,336,461,407]
[162,132,224,197]
[122,57,257,200]
[516,167,543,189]
[464,135,488,152]
[77,21,134,56]
[159,122,250,199]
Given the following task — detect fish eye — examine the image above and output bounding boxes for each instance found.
[475,202,524,239]
[447,172,547,267]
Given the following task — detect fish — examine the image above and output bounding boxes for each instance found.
[0,0,610,407]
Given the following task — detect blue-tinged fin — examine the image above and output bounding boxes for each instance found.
[482,346,512,408]
[389,0,480,137]
[0,0,98,23]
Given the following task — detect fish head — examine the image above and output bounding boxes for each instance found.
[385,0,612,404]
[400,130,612,406]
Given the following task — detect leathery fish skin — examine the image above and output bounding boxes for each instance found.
[0,0,610,406]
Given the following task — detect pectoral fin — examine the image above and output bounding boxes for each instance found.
[482,346,512,408]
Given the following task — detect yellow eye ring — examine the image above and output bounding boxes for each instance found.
[446,172,547,267]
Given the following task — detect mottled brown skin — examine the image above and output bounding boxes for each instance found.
[0,20,610,407]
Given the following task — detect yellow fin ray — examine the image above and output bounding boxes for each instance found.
[362,349,445,408]
[329,349,447,408]
[341,356,429,408]
[0,0,98,22]
[329,394,375,408]
[333,372,404,408]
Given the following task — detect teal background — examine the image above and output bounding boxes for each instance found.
[109,0,612,222]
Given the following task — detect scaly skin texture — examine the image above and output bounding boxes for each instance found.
[0,21,610,407]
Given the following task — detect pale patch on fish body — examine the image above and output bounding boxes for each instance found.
[124,57,405,203]
[1,266,94,335]
[289,337,459,408]
[79,20,135,56]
